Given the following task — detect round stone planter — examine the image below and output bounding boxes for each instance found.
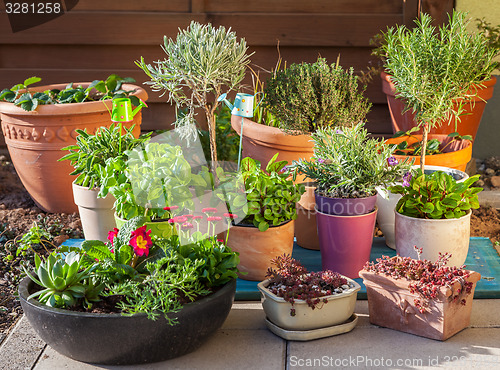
[19,277,236,365]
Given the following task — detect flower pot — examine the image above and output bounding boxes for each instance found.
[385,134,472,171]
[257,277,360,331]
[381,72,496,139]
[19,277,236,365]
[395,210,472,267]
[114,213,175,239]
[72,182,116,243]
[225,220,295,281]
[0,83,147,213]
[295,183,319,250]
[359,269,481,340]
[376,165,468,250]
[315,192,377,216]
[316,207,377,278]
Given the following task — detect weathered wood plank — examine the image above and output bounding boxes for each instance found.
[0,0,190,12]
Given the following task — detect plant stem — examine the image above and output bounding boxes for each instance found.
[420,123,429,172]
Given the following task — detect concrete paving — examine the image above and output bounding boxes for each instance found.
[1,300,500,370]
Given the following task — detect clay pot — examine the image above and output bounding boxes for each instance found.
[72,182,116,243]
[315,192,377,216]
[0,83,146,213]
[359,269,481,340]
[225,220,295,281]
[381,72,496,139]
[395,210,472,267]
[385,134,472,172]
[295,183,319,250]
[316,207,377,278]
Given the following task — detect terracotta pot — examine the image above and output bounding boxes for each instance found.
[316,207,377,278]
[385,134,472,171]
[381,72,496,139]
[315,192,377,216]
[359,269,481,340]
[72,182,116,243]
[114,213,175,239]
[257,277,360,331]
[0,83,146,213]
[295,183,319,250]
[395,210,472,267]
[224,220,295,281]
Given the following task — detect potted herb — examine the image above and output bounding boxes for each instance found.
[390,169,482,266]
[222,154,305,281]
[293,123,411,278]
[59,124,151,242]
[137,21,251,168]
[18,215,240,365]
[359,248,481,340]
[0,75,147,213]
[257,255,360,339]
[378,11,499,170]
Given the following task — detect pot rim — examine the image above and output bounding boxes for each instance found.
[18,276,236,319]
[394,209,472,222]
[231,218,293,229]
[71,180,100,193]
[314,191,378,199]
[314,206,378,218]
[257,277,361,305]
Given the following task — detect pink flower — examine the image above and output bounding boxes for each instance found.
[181,222,194,230]
[192,215,203,220]
[168,219,175,224]
[223,213,238,219]
[207,216,222,222]
[217,239,225,243]
[129,225,152,257]
[173,215,188,223]
[107,227,119,246]
[184,214,194,219]
[202,207,218,213]
[163,206,179,211]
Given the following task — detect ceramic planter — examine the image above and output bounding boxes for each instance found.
[225,220,295,281]
[72,182,116,243]
[385,134,472,172]
[376,166,469,250]
[381,72,496,139]
[114,213,175,239]
[359,270,481,340]
[316,207,377,278]
[19,277,236,365]
[315,192,377,216]
[257,277,360,331]
[0,83,146,213]
[295,183,319,250]
[395,210,472,267]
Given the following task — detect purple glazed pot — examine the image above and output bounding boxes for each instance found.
[316,207,377,278]
[315,192,377,216]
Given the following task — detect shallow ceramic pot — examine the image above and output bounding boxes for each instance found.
[257,277,360,331]
[225,220,295,281]
[395,210,471,267]
[315,192,377,216]
[19,277,236,365]
[316,207,377,278]
[114,213,175,239]
[72,182,115,243]
[295,183,319,250]
[359,270,481,340]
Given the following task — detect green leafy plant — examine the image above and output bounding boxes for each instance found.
[137,21,252,165]
[390,170,481,219]
[59,124,151,190]
[378,11,499,170]
[293,123,412,198]
[0,74,141,112]
[222,154,305,231]
[392,128,472,156]
[262,57,371,135]
[477,18,500,59]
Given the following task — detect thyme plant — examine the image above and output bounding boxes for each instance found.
[137,21,252,166]
[379,11,499,171]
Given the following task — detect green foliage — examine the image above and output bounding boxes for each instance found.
[0,74,141,112]
[390,170,482,219]
[476,18,500,61]
[59,124,151,189]
[262,57,371,134]
[14,221,53,257]
[223,154,305,231]
[293,123,412,198]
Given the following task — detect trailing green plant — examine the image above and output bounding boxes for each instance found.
[477,18,500,59]
[377,11,499,170]
[292,123,412,198]
[137,21,252,165]
[262,57,371,135]
[59,123,151,190]
[390,169,481,219]
[0,74,141,112]
[221,154,305,231]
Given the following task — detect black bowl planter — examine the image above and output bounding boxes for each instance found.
[19,277,236,365]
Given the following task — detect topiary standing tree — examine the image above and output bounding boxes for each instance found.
[137,21,252,167]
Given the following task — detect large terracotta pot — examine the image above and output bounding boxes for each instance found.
[0,83,146,213]
[385,134,472,172]
[381,72,496,138]
[295,183,319,250]
[225,220,295,281]
[395,210,472,267]
[359,269,481,340]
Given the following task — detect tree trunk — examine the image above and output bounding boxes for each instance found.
[420,123,429,173]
